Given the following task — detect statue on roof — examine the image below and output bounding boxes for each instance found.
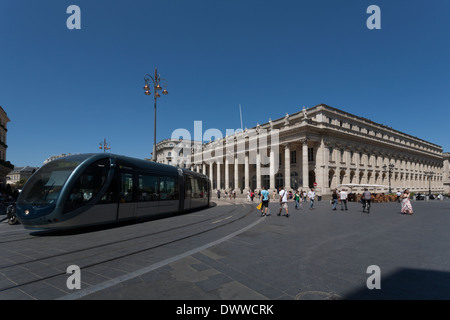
[284,113,290,126]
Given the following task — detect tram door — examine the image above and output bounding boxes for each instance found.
[117,171,136,219]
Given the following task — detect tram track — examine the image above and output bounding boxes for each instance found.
[0,203,247,269]
[0,201,244,246]
[0,203,257,298]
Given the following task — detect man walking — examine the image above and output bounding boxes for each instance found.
[260,186,270,216]
[339,188,348,210]
[278,187,289,217]
[308,188,315,209]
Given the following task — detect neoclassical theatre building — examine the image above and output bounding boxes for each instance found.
[158,104,449,196]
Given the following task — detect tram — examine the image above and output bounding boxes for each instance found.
[16,153,210,230]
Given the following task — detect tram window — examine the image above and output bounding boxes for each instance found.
[64,159,110,213]
[99,174,118,204]
[159,176,178,200]
[120,173,134,203]
[185,176,192,197]
[198,179,206,198]
[138,174,158,201]
[190,176,200,199]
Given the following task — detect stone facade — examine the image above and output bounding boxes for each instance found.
[157,104,448,195]
[6,166,39,186]
[444,153,450,194]
[0,106,12,186]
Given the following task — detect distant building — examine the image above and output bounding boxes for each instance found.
[444,153,450,193]
[153,138,202,168]
[0,106,12,186]
[188,104,447,195]
[6,166,39,185]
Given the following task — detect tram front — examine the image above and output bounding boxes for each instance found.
[16,154,112,230]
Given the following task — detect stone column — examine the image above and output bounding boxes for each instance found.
[209,162,214,190]
[225,157,230,190]
[234,155,239,191]
[315,139,325,195]
[244,152,250,191]
[256,150,261,190]
[284,143,291,190]
[216,162,221,190]
[302,139,309,189]
[269,146,275,190]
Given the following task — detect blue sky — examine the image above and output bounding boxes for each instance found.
[1,0,449,167]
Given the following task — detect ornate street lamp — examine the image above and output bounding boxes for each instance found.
[143,68,168,162]
[99,138,111,152]
[424,171,435,196]
[383,163,395,193]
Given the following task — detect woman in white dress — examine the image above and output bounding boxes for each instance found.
[401,189,413,215]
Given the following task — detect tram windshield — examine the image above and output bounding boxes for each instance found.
[18,155,91,207]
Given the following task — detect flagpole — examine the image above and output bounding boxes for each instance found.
[239,104,243,131]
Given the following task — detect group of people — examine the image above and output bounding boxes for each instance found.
[330,187,414,215]
[331,188,372,212]
[216,189,237,200]
[259,186,317,217]
[258,187,414,216]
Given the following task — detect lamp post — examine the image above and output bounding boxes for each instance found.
[424,171,434,196]
[383,163,395,193]
[143,68,168,162]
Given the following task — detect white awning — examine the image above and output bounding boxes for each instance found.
[339,184,388,189]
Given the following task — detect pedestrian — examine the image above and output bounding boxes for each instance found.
[339,188,348,210]
[273,189,277,200]
[247,190,251,202]
[294,190,302,210]
[396,190,402,203]
[260,186,270,216]
[250,190,255,202]
[362,188,371,213]
[278,187,289,217]
[401,189,413,215]
[308,188,315,209]
[331,189,338,210]
[217,189,221,199]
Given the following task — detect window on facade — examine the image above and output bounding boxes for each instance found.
[291,172,299,189]
[291,150,297,164]
[340,149,345,162]
[308,147,314,162]
[329,147,334,161]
